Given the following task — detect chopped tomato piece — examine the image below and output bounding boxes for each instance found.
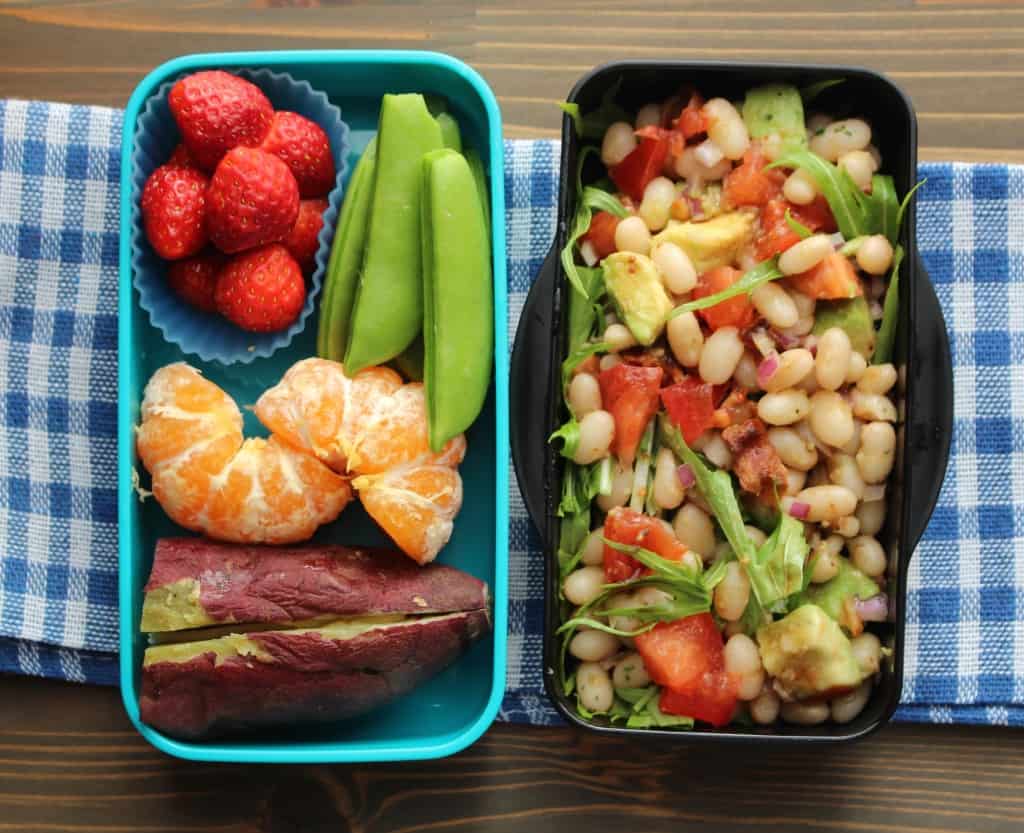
[723,145,785,208]
[692,266,757,331]
[634,613,724,692]
[660,668,739,727]
[787,251,863,300]
[660,377,716,444]
[602,506,690,583]
[610,135,670,202]
[598,363,663,466]
[672,91,707,139]
[755,196,838,260]
[582,211,620,259]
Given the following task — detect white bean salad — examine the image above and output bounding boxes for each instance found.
[553,81,918,729]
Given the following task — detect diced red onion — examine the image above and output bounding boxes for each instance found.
[829,232,845,249]
[770,328,801,350]
[757,353,779,388]
[789,500,811,520]
[686,195,705,220]
[803,334,819,355]
[863,484,886,502]
[870,300,884,321]
[676,464,696,489]
[854,594,890,622]
[694,138,725,168]
[580,239,599,267]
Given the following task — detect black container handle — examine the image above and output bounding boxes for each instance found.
[511,245,953,554]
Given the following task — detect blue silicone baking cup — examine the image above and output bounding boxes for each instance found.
[129,67,350,364]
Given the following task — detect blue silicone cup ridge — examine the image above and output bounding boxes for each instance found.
[129,67,350,364]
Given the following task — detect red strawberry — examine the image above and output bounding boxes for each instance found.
[140,164,209,260]
[166,249,225,312]
[168,71,273,171]
[166,143,197,169]
[282,198,327,271]
[259,111,336,198]
[215,244,305,332]
[206,147,299,254]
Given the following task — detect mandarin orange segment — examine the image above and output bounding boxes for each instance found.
[137,363,352,544]
[355,463,463,565]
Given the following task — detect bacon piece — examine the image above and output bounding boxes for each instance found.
[722,418,787,495]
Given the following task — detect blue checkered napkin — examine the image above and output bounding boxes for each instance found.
[1,102,1022,728]
[0,100,121,680]
[498,140,1024,728]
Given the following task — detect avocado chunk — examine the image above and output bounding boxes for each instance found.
[602,251,674,346]
[757,604,866,700]
[793,557,880,625]
[742,84,808,153]
[813,296,876,358]
[652,212,754,275]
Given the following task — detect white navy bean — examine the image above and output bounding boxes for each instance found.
[613,652,651,689]
[653,446,685,510]
[653,241,698,294]
[751,281,799,328]
[603,323,637,353]
[714,562,750,622]
[795,485,859,523]
[563,566,606,607]
[809,390,855,448]
[601,121,637,167]
[568,372,602,416]
[857,364,897,395]
[757,389,811,426]
[849,535,886,577]
[831,681,872,724]
[576,662,614,713]
[667,310,703,367]
[768,426,818,471]
[779,234,832,276]
[699,326,745,384]
[763,348,814,393]
[855,500,886,537]
[573,409,615,465]
[856,235,894,275]
[569,629,619,662]
[815,327,852,391]
[614,215,652,255]
[704,98,750,160]
[596,460,633,512]
[673,503,717,559]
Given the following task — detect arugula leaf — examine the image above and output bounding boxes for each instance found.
[560,157,628,300]
[616,685,657,706]
[559,78,631,141]
[785,209,813,240]
[629,420,656,513]
[896,179,926,231]
[658,416,760,573]
[668,259,782,319]
[550,419,580,461]
[738,592,770,637]
[558,102,583,137]
[838,236,867,257]
[589,456,614,498]
[626,699,695,729]
[567,266,605,355]
[583,186,630,219]
[868,174,899,246]
[800,79,844,104]
[747,511,808,610]
[873,244,904,365]
[768,148,869,241]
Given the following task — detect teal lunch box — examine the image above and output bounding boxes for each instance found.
[117,50,509,763]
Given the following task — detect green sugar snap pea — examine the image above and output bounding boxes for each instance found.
[316,138,377,362]
[344,94,443,374]
[421,148,493,451]
[436,112,463,152]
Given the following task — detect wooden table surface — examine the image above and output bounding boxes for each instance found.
[1,1,1022,831]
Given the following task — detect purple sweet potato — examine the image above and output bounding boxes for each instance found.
[140,608,489,739]
[141,538,488,632]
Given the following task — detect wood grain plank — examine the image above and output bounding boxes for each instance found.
[0,676,1022,833]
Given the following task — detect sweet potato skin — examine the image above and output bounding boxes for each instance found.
[139,609,489,739]
[142,538,488,632]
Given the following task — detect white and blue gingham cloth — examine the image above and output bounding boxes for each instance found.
[1,102,1022,726]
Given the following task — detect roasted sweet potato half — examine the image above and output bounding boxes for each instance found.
[137,538,491,739]
[141,538,488,632]
[140,609,489,739]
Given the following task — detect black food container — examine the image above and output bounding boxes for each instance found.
[511,61,953,742]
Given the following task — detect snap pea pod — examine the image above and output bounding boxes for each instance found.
[436,112,462,152]
[344,94,443,374]
[465,148,490,239]
[316,138,377,362]
[421,148,493,451]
